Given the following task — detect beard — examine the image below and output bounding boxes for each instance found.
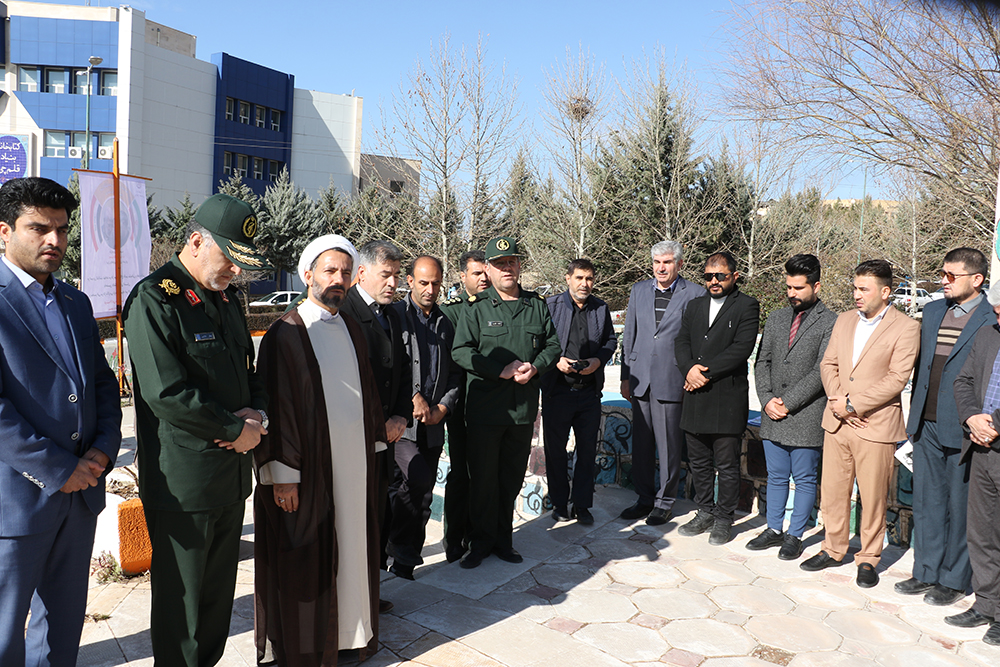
[316,285,345,309]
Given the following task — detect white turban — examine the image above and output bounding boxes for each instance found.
[297,234,360,285]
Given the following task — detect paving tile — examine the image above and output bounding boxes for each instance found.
[792,605,832,621]
[788,653,878,667]
[745,614,841,652]
[631,613,668,630]
[825,610,921,646]
[958,640,1000,666]
[463,616,630,667]
[77,620,126,667]
[606,559,686,588]
[86,583,134,618]
[682,579,715,594]
[874,645,978,666]
[698,656,774,666]
[545,616,584,634]
[709,585,794,616]
[531,562,611,591]
[660,618,757,657]
[606,582,638,596]
[360,648,408,667]
[547,544,592,563]
[378,614,429,651]
[679,559,757,586]
[662,647,707,666]
[415,555,537,600]
[479,590,556,624]
[744,554,817,580]
[495,571,538,594]
[714,610,749,626]
[548,589,638,623]
[918,633,959,652]
[402,632,502,667]
[575,622,669,662]
[105,587,154,662]
[662,535,733,561]
[898,601,986,642]
[585,537,662,563]
[402,596,509,640]
[381,580,456,617]
[781,581,868,609]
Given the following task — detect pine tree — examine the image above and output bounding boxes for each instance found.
[257,168,325,279]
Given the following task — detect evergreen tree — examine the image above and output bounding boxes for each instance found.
[257,167,325,280]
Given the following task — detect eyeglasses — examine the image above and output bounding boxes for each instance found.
[938,270,977,282]
[703,272,732,283]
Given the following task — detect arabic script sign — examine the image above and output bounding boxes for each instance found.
[0,135,29,184]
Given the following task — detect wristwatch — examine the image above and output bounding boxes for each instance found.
[845,398,856,415]
[256,409,270,429]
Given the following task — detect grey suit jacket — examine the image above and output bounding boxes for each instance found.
[755,301,838,448]
[621,276,706,402]
[954,322,1000,460]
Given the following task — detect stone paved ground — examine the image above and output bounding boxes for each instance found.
[80,484,1000,666]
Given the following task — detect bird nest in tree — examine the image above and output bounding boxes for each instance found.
[566,96,593,122]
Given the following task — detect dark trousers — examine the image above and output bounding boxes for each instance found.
[0,493,96,667]
[378,448,391,570]
[912,421,971,590]
[685,432,741,523]
[388,434,443,565]
[466,422,533,554]
[443,405,470,552]
[631,394,684,510]
[762,439,821,538]
[542,387,601,511]
[145,501,244,667]
[968,446,1000,618]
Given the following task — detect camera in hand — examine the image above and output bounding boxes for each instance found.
[570,359,589,372]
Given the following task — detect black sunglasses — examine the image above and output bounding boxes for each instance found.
[938,270,976,282]
[703,272,732,283]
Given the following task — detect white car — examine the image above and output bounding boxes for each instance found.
[892,286,932,311]
[249,291,299,308]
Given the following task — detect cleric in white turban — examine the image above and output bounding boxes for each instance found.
[253,234,386,665]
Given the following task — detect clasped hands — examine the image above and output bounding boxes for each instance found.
[684,364,710,392]
[216,407,268,453]
[413,392,448,426]
[60,448,112,493]
[966,413,998,447]
[828,395,868,430]
[555,356,599,376]
[500,359,538,384]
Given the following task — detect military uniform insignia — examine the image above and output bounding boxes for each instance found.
[220,291,230,303]
[194,332,216,341]
[242,214,258,239]
[159,279,180,296]
[537,293,545,300]
[468,294,478,302]
[227,244,265,268]
[185,289,202,306]
[496,238,510,251]
[488,321,504,327]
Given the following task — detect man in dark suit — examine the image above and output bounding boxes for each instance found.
[948,283,1000,644]
[750,254,836,560]
[386,255,459,579]
[542,258,618,525]
[675,251,760,545]
[0,177,122,666]
[619,241,706,525]
[338,240,410,610]
[896,247,991,606]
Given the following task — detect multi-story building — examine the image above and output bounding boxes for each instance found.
[0,1,363,209]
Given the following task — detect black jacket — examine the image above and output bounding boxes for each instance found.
[540,289,618,398]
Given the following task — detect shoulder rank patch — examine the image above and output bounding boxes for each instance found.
[185,289,201,306]
[159,279,180,296]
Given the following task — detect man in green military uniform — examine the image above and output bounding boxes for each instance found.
[439,250,490,563]
[123,193,269,667]
[451,237,561,569]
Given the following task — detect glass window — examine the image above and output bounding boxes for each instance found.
[101,71,117,96]
[18,66,39,92]
[97,134,115,159]
[237,154,248,178]
[45,68,67,94]
[270,109,281,132]
[225,98,235,121]
[44,131,66,157]
[253,157,263,179]
[73,70,91,95]
[71,132,88,149]
[269,160,280,182]
[224,152,233,176]
[239,101,250,125]
[255,106,266,129]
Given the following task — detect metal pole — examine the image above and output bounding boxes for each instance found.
[84,63,92,170]
[112,138,128,396]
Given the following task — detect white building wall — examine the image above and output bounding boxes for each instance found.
[289,89,361,199]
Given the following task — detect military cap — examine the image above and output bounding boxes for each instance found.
[194,193,271,270]
[484,236,522,261]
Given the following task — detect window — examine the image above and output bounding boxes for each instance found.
[389,180,404,194]
[223,152,233,176]
[236,154,248,178]
[238,101,250,125]
[45,68,67,94]
[269,160,280,182]
[44,131,66,157]
[98,133,115,159]
[255,106,266,129]
[73,70,90,95]
[18,66,39,92]
[101,70,118,96]
[225,97,234,121]
[253,157,263,180]
[71,132,88,151]
[270,109,282,132]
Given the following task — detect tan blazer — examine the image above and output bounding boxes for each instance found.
[819,306,920,443]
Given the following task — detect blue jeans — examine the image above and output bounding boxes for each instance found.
[763,439,821,537]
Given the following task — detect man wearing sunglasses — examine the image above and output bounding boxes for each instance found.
[675,251,760,545]
[896,248,991,609]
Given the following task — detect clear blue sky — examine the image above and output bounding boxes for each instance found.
[50,0,871,198]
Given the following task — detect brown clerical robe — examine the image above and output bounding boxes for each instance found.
[254,306,386,667]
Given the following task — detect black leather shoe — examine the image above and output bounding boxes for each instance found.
[552,506,571,522]
[386,541,422,567]
[389,563,414,581]
[924,584,966,606]
[708,520,733,545]
[856,563,879,588]
[944,608,993,628]
[573,507,595,525]
[778,534,803,561]
[984,622,1000,646]
[678,510,716,536]
[800,550,843,572]
[378,599,394,614]
[445,546,466,563]
[619,502,653,520]
[492,547,523,564]
[894,577,934,596]
[645,508,671,526]
[460,550,488,569]
[746,528,784,551]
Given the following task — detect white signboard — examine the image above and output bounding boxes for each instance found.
[79,172,151,318]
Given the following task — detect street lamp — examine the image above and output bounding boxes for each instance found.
[83,55,103,169]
